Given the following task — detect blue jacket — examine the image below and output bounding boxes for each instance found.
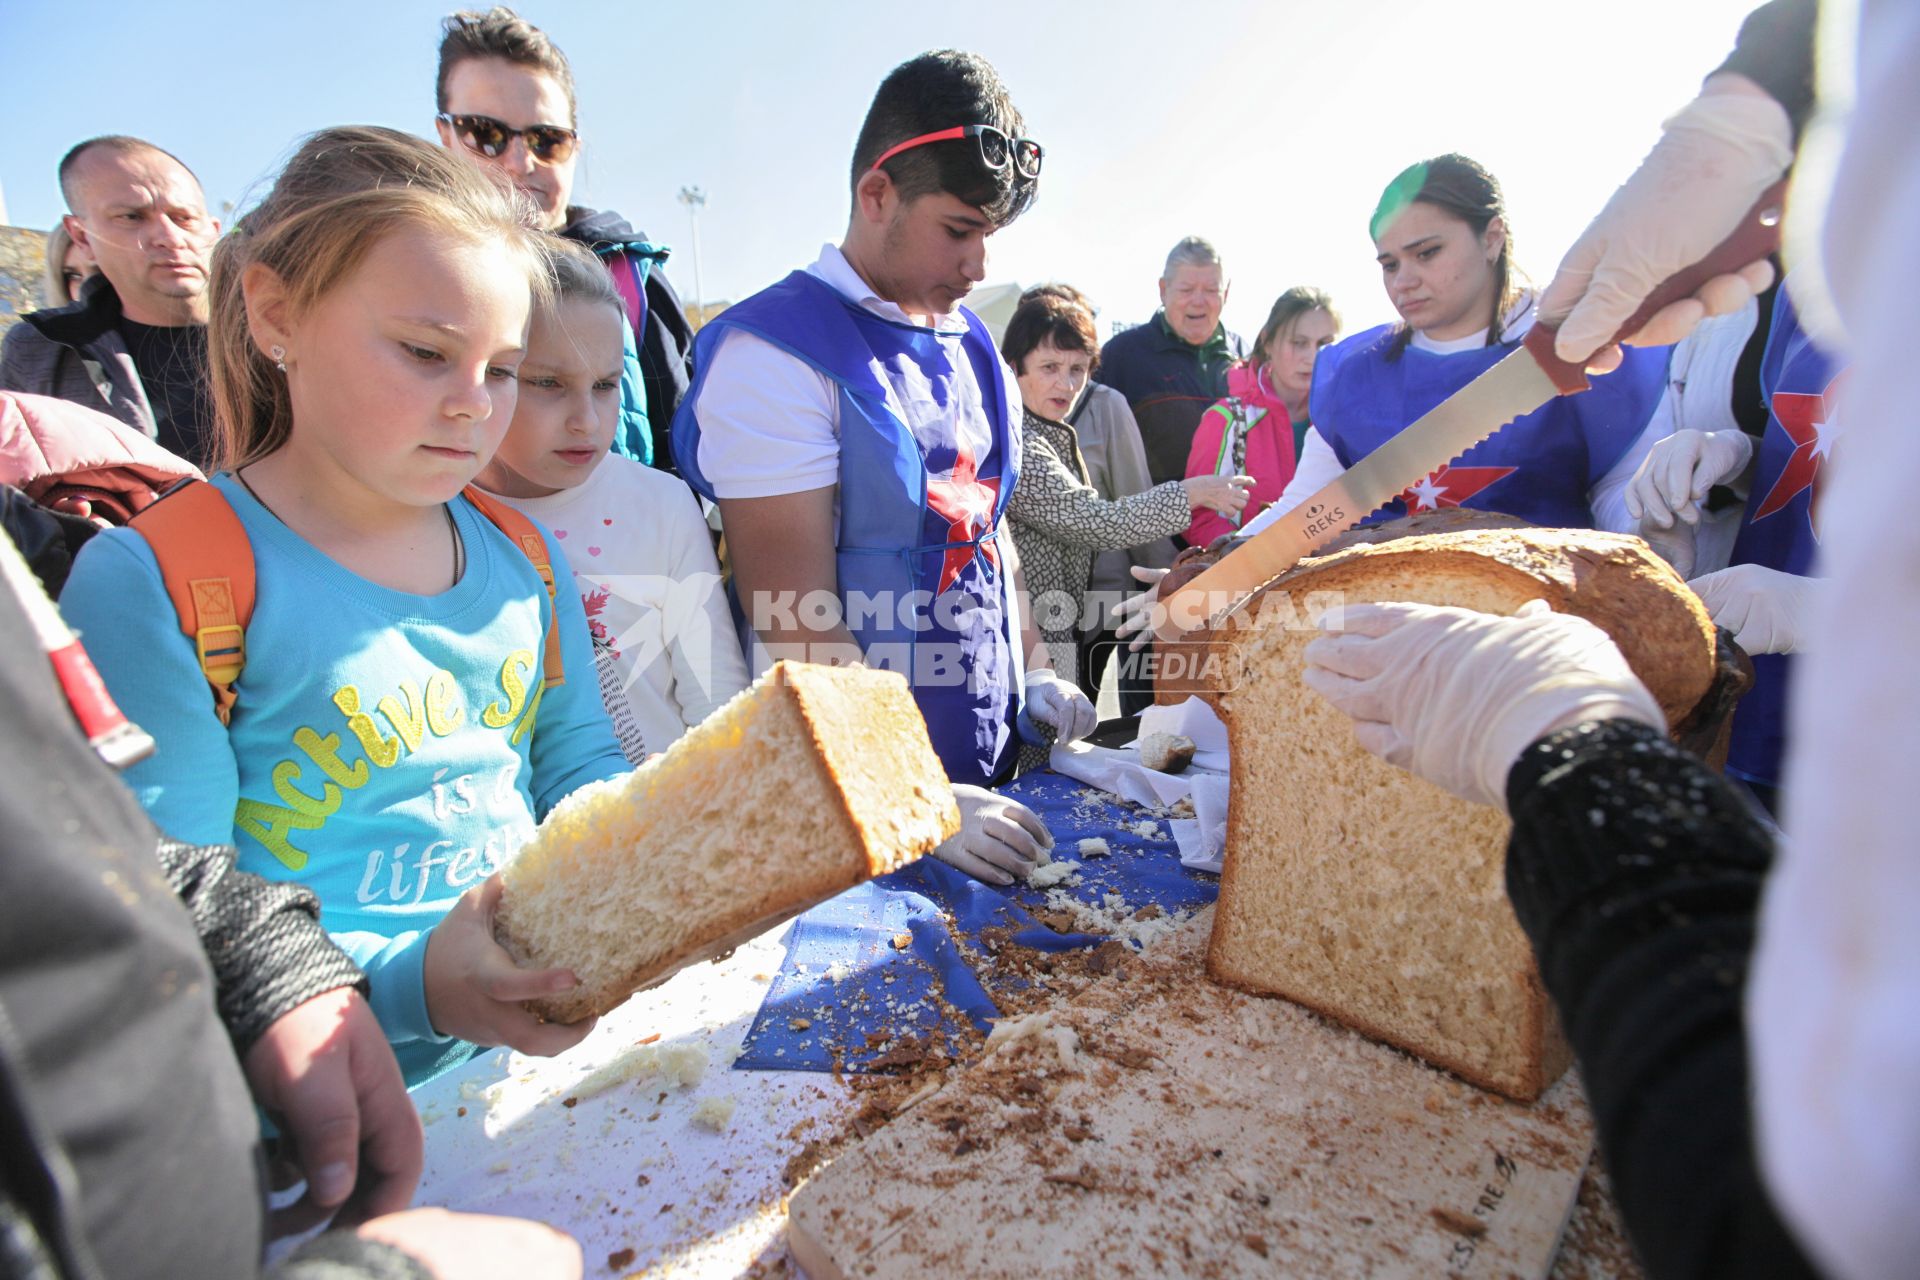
[560,207,697,471]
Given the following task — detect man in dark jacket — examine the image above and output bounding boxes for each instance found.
[0,137,218,469]
[433,7,695,472]
[1093,236,1245,490]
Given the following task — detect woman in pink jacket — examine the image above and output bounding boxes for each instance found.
[1184,287,1339,545]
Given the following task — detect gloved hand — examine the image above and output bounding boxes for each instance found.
[1302,601,1665,811]
[1626,428,1755,529]
[1024,666,1097,743]
[1538,81,1795,366]
[1689,564,1820,654]
[934,784,1055,886]
[1111,564,1170,646]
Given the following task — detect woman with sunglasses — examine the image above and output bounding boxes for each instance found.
[434,7,694,472]
[1243,155,1665,540]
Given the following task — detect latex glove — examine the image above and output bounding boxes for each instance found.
[1637,520,1700,580]
[352,1208,583,1280]
[1689,564,1819,654]
[1024,667,1097,743]
[1538,82,1795,366]
[1110,564,1169,645]
[1626,428,1755,529]
[423,877,598,1054]
[1302,601,1664,811]
[245,986,422,1236]
[934,784,1054,886]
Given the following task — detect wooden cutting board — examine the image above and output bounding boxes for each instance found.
[790,911,1592,1279]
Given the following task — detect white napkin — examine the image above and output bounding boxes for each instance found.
[1168,773,1232,874]
[1048,740,1198,809]
[1049,696,1234,873]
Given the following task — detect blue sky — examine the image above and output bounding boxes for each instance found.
[3,0,1758,339]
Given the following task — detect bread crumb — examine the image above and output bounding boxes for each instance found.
[572,1045,659,1101]
[1077,838,1111,859]
[984,1011,1081,1068]
[691,1095,737,1131]
[824,961,853,983]
[659,1044,708,1089]
[1028,859,1082,888]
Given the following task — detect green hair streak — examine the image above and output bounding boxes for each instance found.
[1370,161,1431,242]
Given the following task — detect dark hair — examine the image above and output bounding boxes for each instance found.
[1250,286,1340,370]
[1370,153,1522,361]
[1001,292,1099,376]
[437,7,578,128]
[1019,282,1095,314]
[850,50,1036,228]
[58,135,198,208]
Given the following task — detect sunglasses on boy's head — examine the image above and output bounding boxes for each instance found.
[868,124,1044,181]
[437,113,579,165]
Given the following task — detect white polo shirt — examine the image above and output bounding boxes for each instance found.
[690,243,1018,500]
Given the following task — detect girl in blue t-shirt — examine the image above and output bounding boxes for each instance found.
[59,127,627,1085]
[1245,153,1665,536]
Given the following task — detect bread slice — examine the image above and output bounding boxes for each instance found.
[1173,523,1715,1100]
[497,661,960,1023]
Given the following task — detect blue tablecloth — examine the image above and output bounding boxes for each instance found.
[733,770,1219,1073]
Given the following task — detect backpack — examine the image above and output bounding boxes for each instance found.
[131,480,563,725]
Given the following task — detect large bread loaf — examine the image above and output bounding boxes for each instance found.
[498,661,960,1024]
[1169,522,1716,1099]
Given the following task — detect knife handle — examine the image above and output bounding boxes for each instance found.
[1524,177,1790,395]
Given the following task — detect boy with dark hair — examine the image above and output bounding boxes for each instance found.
[434,6,694,471]
[672,50,1093,888]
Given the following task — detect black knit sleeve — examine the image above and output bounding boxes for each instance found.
[1502,719,1816,1280]
[154,838,366,1056]
[1712,0,1818,138]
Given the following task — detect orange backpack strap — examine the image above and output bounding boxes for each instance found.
[462,486,564,689]
[130,480,256,725]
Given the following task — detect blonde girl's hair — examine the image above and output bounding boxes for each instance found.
[207,124,550,472]
[538,233,623,317]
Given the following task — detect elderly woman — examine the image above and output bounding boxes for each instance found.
[1003,291,1250,691]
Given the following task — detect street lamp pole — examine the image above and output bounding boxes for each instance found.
[676,185,707,328]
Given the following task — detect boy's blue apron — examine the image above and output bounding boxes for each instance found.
[675,271,1020,786]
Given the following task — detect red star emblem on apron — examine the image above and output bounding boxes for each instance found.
[1752,371,1847,526]
[1398,464,1518,513]
[924,445,1001,593]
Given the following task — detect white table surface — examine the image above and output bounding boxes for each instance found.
[412,923,852,1277]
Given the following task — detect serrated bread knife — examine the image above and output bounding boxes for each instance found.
[1153,180,1789,642]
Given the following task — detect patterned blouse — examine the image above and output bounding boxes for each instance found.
[1007,408,1192,684]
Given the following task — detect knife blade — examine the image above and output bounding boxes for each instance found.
[1154,178,1789,642]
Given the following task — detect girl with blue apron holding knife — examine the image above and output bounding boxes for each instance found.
[1247,154,1666,535]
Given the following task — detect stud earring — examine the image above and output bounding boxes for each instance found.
[269,344,287,373]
